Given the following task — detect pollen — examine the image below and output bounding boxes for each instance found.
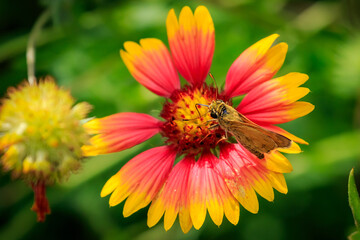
[160,85,226,154]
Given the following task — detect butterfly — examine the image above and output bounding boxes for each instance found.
[205,99,291,159]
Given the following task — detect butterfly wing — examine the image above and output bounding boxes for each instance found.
[226,120,291,159]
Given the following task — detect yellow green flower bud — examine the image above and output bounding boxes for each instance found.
[0,77,92,221]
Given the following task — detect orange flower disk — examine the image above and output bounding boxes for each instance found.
[82,6,314,233]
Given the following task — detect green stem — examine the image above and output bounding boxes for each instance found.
[26,9,51,85]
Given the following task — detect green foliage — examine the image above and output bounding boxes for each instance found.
[0,0,360,239]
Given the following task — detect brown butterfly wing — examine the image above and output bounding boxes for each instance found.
[228,123,275,159]
[226,121,291,159]
[263,129,292,148]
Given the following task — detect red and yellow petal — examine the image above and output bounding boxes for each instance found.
[224,34,288,98]
[238,73,310,113]
[82,113,162,156]
[120,38,180,97]
[148,156,194,233]
[166,6,215,86]
[240,101,314,125]
[218,143,289,213]
[188,152,240,230]
[148,152,240,233]
[237,72,314,125]
[101,146,176,217]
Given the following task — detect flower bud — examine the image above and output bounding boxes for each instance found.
[0,77,92,221]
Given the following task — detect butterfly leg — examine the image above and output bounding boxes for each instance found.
[206,119,218,128]
[215,129,228,145]
[208,123,219,129]
[199,132,212,143]
[199,121,220,143]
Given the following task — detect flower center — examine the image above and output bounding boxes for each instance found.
[160,85,226,154]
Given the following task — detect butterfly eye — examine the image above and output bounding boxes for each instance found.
[222,107,228,115]
[210,111,218,118]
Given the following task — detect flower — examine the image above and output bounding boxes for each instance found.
[0,77,92,221]
[83,6,314,233]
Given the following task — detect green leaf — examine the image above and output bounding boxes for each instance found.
[349,168,360,229]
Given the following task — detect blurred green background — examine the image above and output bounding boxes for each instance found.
[1,0,360,239]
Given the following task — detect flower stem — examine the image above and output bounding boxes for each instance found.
[26,9,51,85]
[31,181,51,222]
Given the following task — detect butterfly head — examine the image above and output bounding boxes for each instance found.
[209,100,228,119]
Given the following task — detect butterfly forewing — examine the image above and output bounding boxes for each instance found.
[264,129,292,148]
[225,121,270,158]
[227,121,291,159]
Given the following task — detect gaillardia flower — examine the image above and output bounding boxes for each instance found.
[0,77,92,221]
[83,6,314,233]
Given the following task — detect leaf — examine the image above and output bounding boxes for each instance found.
[349,168,360,229]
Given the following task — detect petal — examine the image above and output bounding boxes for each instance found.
[101,146,176,217]
[264,125,309,145]
[148,156,194,233]
[224,34,288,98]
[179,207,192,233]
[278,141,302,154]
[216,147,259,213]
[222,192,240,226]
[188,157,206,229]
[237,72,314,125]
[166,6,215,86]
[147,197,165,229]
[120,38,180,97]
[263,151,293,173]
[239,101,314,125]
[238,73,309,113]
[82,113,162,156]
[218,143,290,213]
[267,171,288,194]
[188,152,239,229]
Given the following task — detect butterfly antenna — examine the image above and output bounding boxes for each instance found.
[209,72,218,99]
[182,103,209,121]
